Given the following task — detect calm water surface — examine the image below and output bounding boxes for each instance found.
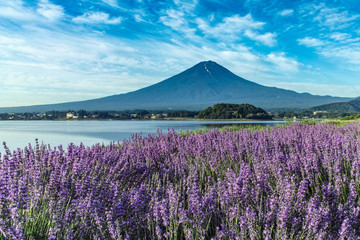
[0,120,284,152]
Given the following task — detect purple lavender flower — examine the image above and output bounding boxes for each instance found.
[0,123,360,238]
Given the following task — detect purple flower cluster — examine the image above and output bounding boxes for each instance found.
[1,123,360,239]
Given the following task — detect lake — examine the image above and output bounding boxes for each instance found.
[0,120,285,153]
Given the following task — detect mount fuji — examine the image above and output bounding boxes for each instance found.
[0,61,351,113]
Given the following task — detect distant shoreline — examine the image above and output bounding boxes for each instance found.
[0,118,281,122]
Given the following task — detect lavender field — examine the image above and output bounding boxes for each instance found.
[1,123,360,239]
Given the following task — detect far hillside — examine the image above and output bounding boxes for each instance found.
[311,97,360,113]
[198,103,272,120]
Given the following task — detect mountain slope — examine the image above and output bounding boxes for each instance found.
[311,97,360,112]
[0,61,352,113]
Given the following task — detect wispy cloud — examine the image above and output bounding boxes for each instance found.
[266,52,299,73]
[297,37,325,47]
[134,14,146,22]
[329,32,351,41]
[297,36,360,72]
[101,0,119,8]
[313,5,360,30]
[278,9,294,17]
[36,0,64,21]
[0,0,64,23]
[159,8,201,40]
[244,30,277,46]
[160,9,187,30]
[73,12,122,25]
[0,24,149,105]
[197,14,276,46]
[173,0,198,13]
[295,2,360,75]
[320,46,360,71]
[0,0,359,106]
[300,3,360,31]
[270,81,360,97]
[0,1,38,21]
[197,14,264,36]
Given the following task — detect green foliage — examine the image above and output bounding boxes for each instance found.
[301,119,317,125]
[197,103,272,120]
[167,111,199,118]
[342,113,360,120]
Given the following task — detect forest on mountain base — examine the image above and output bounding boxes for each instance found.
[197,103,272,120]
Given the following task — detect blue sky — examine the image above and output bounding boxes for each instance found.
[0,0,359,107]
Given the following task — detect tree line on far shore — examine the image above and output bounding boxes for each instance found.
[1,103,358,121]
[0,103,271,120]
[197,103,271,120]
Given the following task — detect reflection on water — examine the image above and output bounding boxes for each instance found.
[0,120,285,152]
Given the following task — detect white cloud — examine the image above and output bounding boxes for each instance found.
[0,26,149,104]
[320,46,360,70]
[0,35,25,45]
[0,0,65,23]
[198,14,264,36]
[208,13,215,22]
[160,9,186,30]
[297,37,325,47]
[0,1,37,21]
[3,0,359,106]
[270,81,360,98]
[73,12,122,25]
[312,4,360,30]
[160,9,198,39]
[134,14,145,22]
[0,65,141,107]
[298,3,323,17]
[296,3,360,72]
[173,0,198,13]
[329,32,351,41]
[245,30,277,46]
[129,8,152,23]
[297,35,360,72]
[37,0,64,21]
[102,0,119,8]
[197,14,276,46]
[266,52,300,73]
[279,9,294,17]
[0,20,297,107]
[297,36,360,72]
